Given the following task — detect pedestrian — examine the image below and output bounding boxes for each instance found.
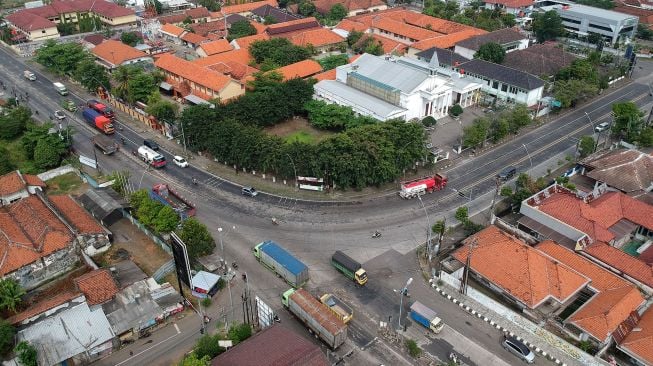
[129,351,133,356]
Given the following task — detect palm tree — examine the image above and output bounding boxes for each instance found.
[0,279,25,313]
[111,65,136,102]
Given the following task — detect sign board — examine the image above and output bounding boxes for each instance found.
[170,232,192,288]
[256,296,275,329]
[218,340,233,348]
[79,155,97,169]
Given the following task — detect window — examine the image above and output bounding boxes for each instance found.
[509,86,517,94]
[492,81,499,89]
[501,84,508,92]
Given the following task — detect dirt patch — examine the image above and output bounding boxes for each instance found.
[45,172,89,195]
[264,117,333,143]
[97,218,172,277]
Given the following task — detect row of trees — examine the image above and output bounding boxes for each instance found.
[346,31,384,56]
[249,38,312,70]
[304,100,377,131]
[611,102,653,147]
[423,0,515,31]
[462,105,532,148]
[295,2,348,25]
[554,58,607,108]
[179,323,252,366]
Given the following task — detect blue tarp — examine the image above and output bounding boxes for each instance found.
[260,240,307,276]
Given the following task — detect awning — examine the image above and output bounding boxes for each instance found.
[184,94,210,105]
[159,82,173,91]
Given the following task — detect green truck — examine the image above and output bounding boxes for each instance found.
[331,251,367,286]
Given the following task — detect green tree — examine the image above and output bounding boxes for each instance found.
[136,198,164,228]
[153,0,163,14]
[346,30,364,46]
[228,20,257,41]
[489,115,509,142]
[14,341,37,366]
[327,4,347,21]
[318,54,348,71]
[194,334,223,359]
[77,15,102,33]
[0,106,31,139]
[109,171,132,198]
[422,116,436,127]
[153,205,181,233]
[0,279,24,313]
[0,147,14,175]
[179,353,210,366]
[33,138,62,170]
[612,101,644,142]
[454,206,469,223]
[462,118,489,148]
[112,66,140,102]
[554,79,599,108]
[75,59,111,93]
[263,15,277,25]
[179,218,216,260]
[298,1,316,16]
[146,95,179,122]
[432,219,446,235]
[120,31,140,46]
[637,24,653,40]
[127,72,157,104]
[250,38,311,66]
[228,323,252,343]
[129,189,150,213]
[0,320,15,356]
[507,104,531,133]
[57,22,76,36]
[450,104,463,117]
[578,135,596,158]
[638,127,653,147]
[576,0,614,8]
[405,339,422,357]
[474,42,505,63]
[532,11,565,43]
[197,0,220,11]
[34,40,90,76]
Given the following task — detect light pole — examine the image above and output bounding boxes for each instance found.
[522,143,533,176]
[417,194,432,263]
[285,153,298,190]
[397,277,413,330]
[218,226,235,327]
[137,164,151,189]
[585,112,595,133]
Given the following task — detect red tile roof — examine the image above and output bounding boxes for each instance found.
[266,17,321,36]
[620,307,653,365]
[372,17,442,41]
[7,291,80,325]
[48,195,105,235]
[312,68,337,81]
[232,33,270,52]
[160,23,185,37]
[207,60,258,80]
[452,226,589,309]
[92,40,148,66]
[181,32,209,45]
[411,28,487,50]
[222,0,278,15]
[614,5,653,24]
[190,21,226,36]
[16,0,134,22]
[193,48,254,67]
[5,11,56,31]
[484,0,534,8]
[156,54,234,95]
[0,171,27,196]
[198,39,233,56]
[536,241,645,342]
[74,269,119,305]
[0,195,74,276]
[290,28,345,48]
[249,20,267,34]
[584,243,653,288]
[22,175,46,189]
[274,59,322,81]
[335,18,367,32]
[185,6,210,18]
[370,34,407,54]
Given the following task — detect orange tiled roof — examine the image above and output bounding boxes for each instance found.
[207,60,258,80]
[92,40,148,66]
[74,269,119,305]
[193,48,254,67]
[156,53,233,94]
[335,18,367,32]
[536,241,645,341]
[584,243,653,288]
[0,171,27,196]
[48,195,105,235]
[372,17,442,41]
[452,226,589,309]
[274,59,322,81]
[160,23,185,37]
[222,0,278,15]
[181,32,208,45]
[232,33,270,52]
[312,68,337,81]
[411,28,488,50]
[370,34,407,54]
[198,39,233,56]
[23,174,46,188]
[620,307,653,365]
[249,20,267,34]
[0,195,74,276]
[290,28,345,48]
[7,291,80,325]
[484,0,533,8]
[313,0,386,14]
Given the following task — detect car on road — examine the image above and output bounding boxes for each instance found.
[241,186,258,197]
[594,122,610,132]
[173,156,188,168]
[54,110,66,120]
[143,139,159,150]
[502,336,535,363]
[497,166,517,181]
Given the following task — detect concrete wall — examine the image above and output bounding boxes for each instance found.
[519,200,586,241]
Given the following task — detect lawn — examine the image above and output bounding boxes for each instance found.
[3,138,38,174]
[264,117,333,144]
[46,172,87,195]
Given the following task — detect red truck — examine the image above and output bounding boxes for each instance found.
[149,183,196,219]
[82,108,114,134]
[87,99,115,119]
[399,174,447,199]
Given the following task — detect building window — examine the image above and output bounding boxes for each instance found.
[509,86,517,94]
[501,84,508,92]
[492,81,499,89]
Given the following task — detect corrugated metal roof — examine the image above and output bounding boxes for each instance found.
[350,53,427,93]
[314,80,406,121]
[260,240,307,276]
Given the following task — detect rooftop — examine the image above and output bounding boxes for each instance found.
[619,307,653,365]
[346,53,431,93]
[502,43,577,77]
[231,33,270,52]
[48,195,106,235]
[451,226,590,309]
[415,47,470,66]
[484,0,534,8]
[6,11,56,30]
[371,17,443,41]
[198,39,233,56]
[251,4,300,23]
[580,149,653,194]
[266,17,321,36]
[74,269,119,305]
[275,59,322,80]
[456,27,526,51]
[290,28,345,48]
[458,58,544,90]
[9,0,134,30]
[411,28,487,50]
[159,23,186,37]
[92,40,148,66]
[314,80,407,120]
[312,0,386,14]
[0,171,45,197]
[181,31,208,45]
[549,2,639,22]
[155,53,234,94]
[222,0,278,15]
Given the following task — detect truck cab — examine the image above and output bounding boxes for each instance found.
[355,268,368,285]
[24,70,36,81]
[281,288,295,307]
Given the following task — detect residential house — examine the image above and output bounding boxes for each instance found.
[76,188,127,227]
[230,33,270,51]
[190,20,227,38]
[211,324,328,365]
[158,6,213,24]
[453,28,529,60]
[196,39,234,57]
[181,32,209,48]
[221,0,278,16]
[91,40,153,70]
[502,43,576,78]
[81,34,106,49]
[483,0,534,25]
[313,68,337,81]
[193,48,259,81]
[265,17,322,38]
[274,59,323,81]
[159,23,186,43]
[617,306,653,366]
[0,170,46,206]
[518,184,653,292]
[155,53,245,104]
[613,5,653,26]
[4,12,59,42]
[251,4,301,23]
[309,0,387,17]
[289,28,346,53]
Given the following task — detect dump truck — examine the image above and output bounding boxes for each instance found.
[149,183,196,220]
[320,293,353,324]
[410,301,444,334]
[399,173,448,199]
[253,240,309,288]
[92,134,118,155]
[87,99,115,119]
[53,82,68,96]
[331,251,367,286]
[137,145,166,168]
[82,108,114,134]
[23,70,36,81]
[282,288,347,349]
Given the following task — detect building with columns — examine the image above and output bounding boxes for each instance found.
[313,53,481,121]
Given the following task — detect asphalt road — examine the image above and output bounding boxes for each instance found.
[3,45,653,366]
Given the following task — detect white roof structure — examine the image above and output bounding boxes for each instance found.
[192,271,221,292]
[343,53,429,94]
[314,80,407,121]
[17,296,114,365]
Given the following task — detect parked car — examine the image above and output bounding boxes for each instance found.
[502,336,535,363]
[561,165,581,178]
[173,156,188,168]
[497,166,517,181]
[594,122,610,132]
[143,139,159,150]
[54,110,66,120]
[241,186,258,197]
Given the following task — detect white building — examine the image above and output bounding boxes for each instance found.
[313,53,482,121]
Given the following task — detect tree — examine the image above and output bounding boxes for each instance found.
[454,206,469,223]
[228,323,252,343]
[127,72,157,104]
[432,219,446,235]
[327,4,347,21]
[0,279,24,313]
[180,353,210,366]
[298,1,316,16]
[474,42,505,64]
[554,79,599,108]
[462,118,489,148]
[0,106,31,139]
[612,101,644,142]
[75,59,110,93]
[228,20,257,41]
[532,11,565,43]
[450,104,463,117]
[146,96,179,122]
[0,320,14,356]
[197,0,220,11]
[249,38,311,66]
[318,54,348,71]
[153,0,163,14]
[120,31,140,46]
[637,24,653,40]
[422,116,436,127]
[578,135,596,158]
[638,127,653,147]
[129,189,150,212]
[112,66,140,102]
[33,138,62,170]
[353,35,384,55]
[57,22,76,36]
[109,171,131,198]
[153,205,180,233]
[263,15,277,25]
[179,218,216,260]
[14,341,37,366]
[0,147,14,175]
[136,198,164,228]
[346,30,364,46]
[34,40,90,76]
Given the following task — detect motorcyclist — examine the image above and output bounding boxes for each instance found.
[192,177,198,185]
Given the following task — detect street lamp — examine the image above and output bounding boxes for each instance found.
[417,195,432,263]
[585,112,595,133]
[522,143,533,176]
[218,226,235,327]
[397,277,413,330]
[285,154,298,190]
[137,164,151,190]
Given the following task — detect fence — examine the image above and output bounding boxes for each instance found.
[122,211,172,255]
[152,259,175,282]
[37,164,77,181]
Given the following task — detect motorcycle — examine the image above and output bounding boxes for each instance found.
[192,178,198,185]
[273,315,280,323]
[232,262,238,270]
[121,137,126,145]
[271,217,279,225]
[372,231,382,239]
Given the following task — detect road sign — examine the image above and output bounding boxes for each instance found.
[79,155,97,169]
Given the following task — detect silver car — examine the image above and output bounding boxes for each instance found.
[503,336,535,363]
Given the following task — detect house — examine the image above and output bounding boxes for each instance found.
[518,184,653,291]
[196,39,234,57]
[453,28,529,60]
[190,20,226,38]
[365,34,408,55]
[617,306,653,366]
[192,48,259,81]
[230,33,270,51]
[265,17,322,38]
[158,6,213,24]
[274,59,322,81]
[251,4,301,23]
[155,53,245,104]
[81,34,106,49]
[211,324,328,366]
[483,0,534,25]
[91,40,153,70]
[314,53,482,121]
[313,68,337,81]
[537,1,638,45]
[502,43,576,77]
[159,23,186,42]
[181,32,209,48]
[414,47,471,69]
[613,5,653,25]
[310,0,387,17]
[76,188,126,227]
[221,0,278,16]
[409,29,488,55]
[4,12,59,42]
[0,170,46,206]
[289,28,345,53]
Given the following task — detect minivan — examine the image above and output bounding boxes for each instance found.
[241,187,258,197]
[502,336,535,363]
[143,139,159,150]
[497,166,517,181]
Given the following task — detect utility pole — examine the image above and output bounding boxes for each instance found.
[488,177,501,223]
[460,237,478,295]
[434,217,445,278]
[397,277,413,330]
[218,227,234,328]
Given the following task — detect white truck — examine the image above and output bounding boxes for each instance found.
[137,145,166,168]
[53,82,68,96]
[23,70,36,81]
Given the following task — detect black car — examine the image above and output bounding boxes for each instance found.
[143,139,159,150]
[497,166,517,181]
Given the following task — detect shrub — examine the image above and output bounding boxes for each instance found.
[450,104,463,117]
[422,116,437,127]
[405,339,421,357]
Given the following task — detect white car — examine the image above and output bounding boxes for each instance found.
[594,122,609,132]
[54,110,66,120]
[173,155,188,168]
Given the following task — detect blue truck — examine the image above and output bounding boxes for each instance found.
[253,240,309,288]
[410,301,444,333]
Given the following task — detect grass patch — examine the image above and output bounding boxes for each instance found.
[46,172,83,194]
[265,117,333,145]
[285,131,315,144]
[2,138,38,174]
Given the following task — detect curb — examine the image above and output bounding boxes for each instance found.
[429,279,566,366]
